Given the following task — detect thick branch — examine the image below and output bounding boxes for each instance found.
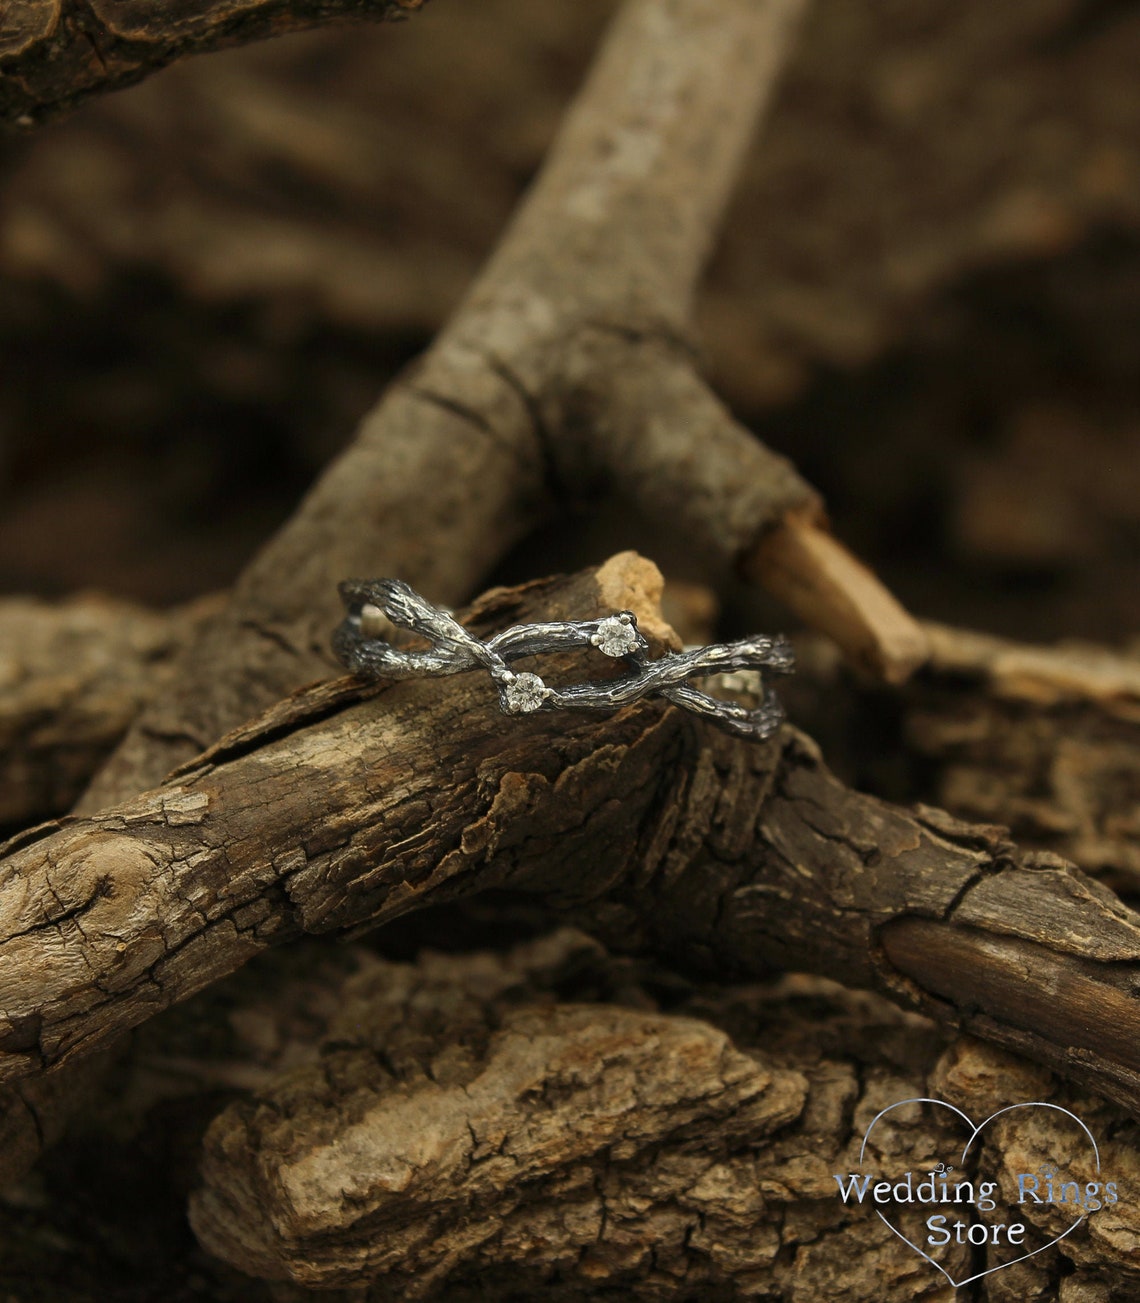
[3,558,1140,1117]
[448,0,925,679]
[560,332,928,680]
[463,0,805,338]
[0,0,423,127]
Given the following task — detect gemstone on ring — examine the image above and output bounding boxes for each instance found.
[501,671,551,714]
[591,613,639,657]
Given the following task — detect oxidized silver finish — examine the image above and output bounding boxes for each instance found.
[332,579,793,740]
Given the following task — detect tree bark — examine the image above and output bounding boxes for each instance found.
[0,0,424,127]
[186,930,1140,1299]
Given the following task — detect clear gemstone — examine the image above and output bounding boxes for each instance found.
[591,614,638,657]
[502,672,549,714]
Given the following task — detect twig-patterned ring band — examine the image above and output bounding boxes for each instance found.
[332,579,793,741]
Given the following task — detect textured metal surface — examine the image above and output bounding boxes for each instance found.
[333,579,793,741]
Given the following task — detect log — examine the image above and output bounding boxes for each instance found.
[187,931,1140,1298]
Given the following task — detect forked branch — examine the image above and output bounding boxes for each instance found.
[77,0,921,817]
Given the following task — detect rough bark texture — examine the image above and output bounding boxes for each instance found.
[3,557,1140,1125]
[0,0,423,126]
[196,1001,810,1295]
[184,931,1140,1299]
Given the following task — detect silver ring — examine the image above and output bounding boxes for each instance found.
[332,579,792,741]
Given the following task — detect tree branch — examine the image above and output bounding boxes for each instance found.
[1,0,930,1194]
[3,557,1139,1120]
[0,0,424,127]
[560,333,927,680]
[4,0,840,1175]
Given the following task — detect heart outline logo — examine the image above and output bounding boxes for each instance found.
[858,1097,1100,1288]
